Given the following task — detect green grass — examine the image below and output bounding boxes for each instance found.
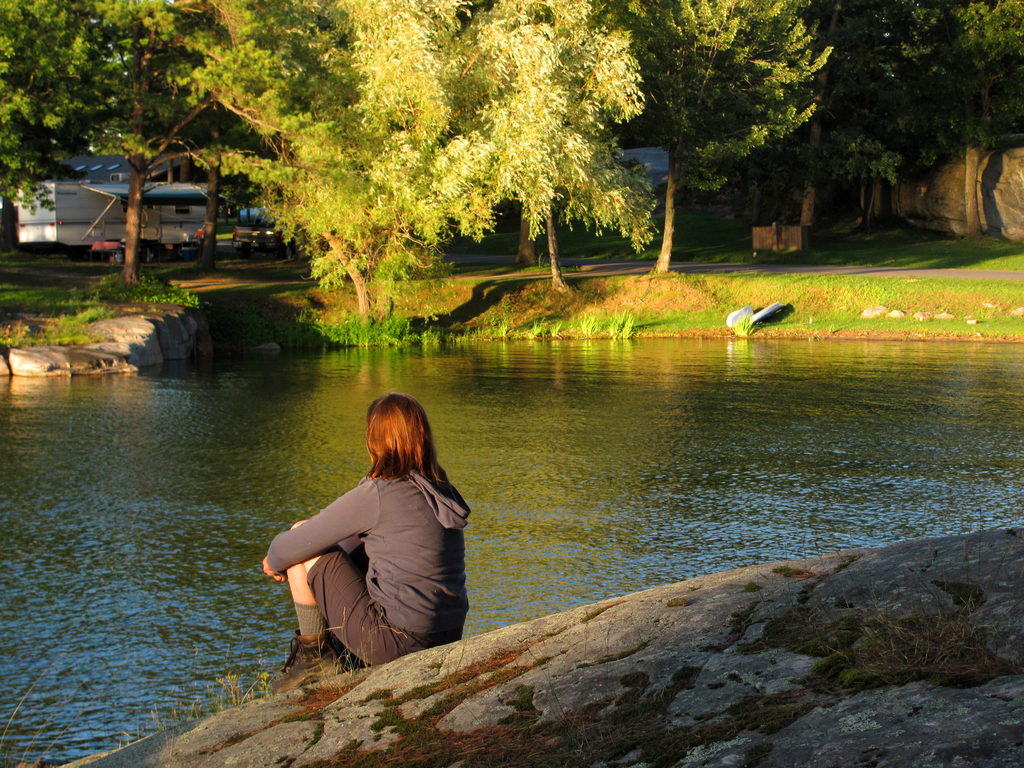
[450,212,1024,271]
[0,254,199,348]
[630,272,1024,339]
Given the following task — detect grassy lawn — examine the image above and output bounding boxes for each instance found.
[450,212,1024,271]
[5,212,1024,349]
[394,271,1024,342]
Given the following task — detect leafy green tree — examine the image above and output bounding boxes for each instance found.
[208,0,651,307]
[205,0,485,317]
[799,0,917,229]
[182,104,258,270]
[92,0,215,284]
[464,0,653,290]
[0,0,101,249]
[620,0,826,272]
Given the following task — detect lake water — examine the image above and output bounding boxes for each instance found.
[2,338,1023,763]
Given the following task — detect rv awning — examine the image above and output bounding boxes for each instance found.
[81,183,208,206]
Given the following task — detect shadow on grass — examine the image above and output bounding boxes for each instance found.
[433,278,536,328]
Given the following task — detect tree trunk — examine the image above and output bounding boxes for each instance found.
[863,180,876,232]
[871,177,890,222]
[349,267,372,319]
[122,158,146,285]
[801,0,841,228]
[654,149,678,274]
[200,161,220,270]
[0,197,16,252]
[326,235,372,318]
[800,118,822,228]
[515,207,537,266]
[546,208,569,292]
[964,143,982,237]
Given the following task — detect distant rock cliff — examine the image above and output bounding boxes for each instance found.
[66,528,1024,768]
[900,140,1024,240]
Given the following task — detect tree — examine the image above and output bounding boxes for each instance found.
[206,0,489,318]
[798,0,840,227]
[763,0,1023,233]
[0,0,102,249]
[620,0,826,273]
[464,0,653,290]
[801,0,919,229]
[92,0,215,284]
[182,104,256,270]
[208,0,651,308]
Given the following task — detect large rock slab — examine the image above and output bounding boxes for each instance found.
[144,312,194,360]
[65,529,1024,768]
[8,346,136,376]
[88,316,163,367]
[5,308,212,378]
[900,141,1024,240]
[0,350,8,377]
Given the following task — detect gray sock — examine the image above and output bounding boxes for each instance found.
[294,602,327,637]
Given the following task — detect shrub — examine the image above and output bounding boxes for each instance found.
[92,273,200,308]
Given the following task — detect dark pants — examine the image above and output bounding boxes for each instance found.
[307,547,461,666]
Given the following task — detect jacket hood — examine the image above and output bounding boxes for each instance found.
[408,472,471,530]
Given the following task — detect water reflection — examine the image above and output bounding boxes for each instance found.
[1,339,1023,762]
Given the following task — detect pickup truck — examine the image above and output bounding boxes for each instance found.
[232,208,287,258]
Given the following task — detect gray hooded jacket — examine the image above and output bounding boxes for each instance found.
[266,472,469,634]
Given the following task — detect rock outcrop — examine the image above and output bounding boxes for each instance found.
[899,140,1024,240]
[64,529,1024,768]
[0,308,210,377]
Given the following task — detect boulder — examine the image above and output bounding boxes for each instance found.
[935,311,956,320]
[914,311,932,321]
[145,312,194,360]
[886,309,906,318]
[92,309,211,363]
[860,306,888,319]
[1010,307,1024,316]
[88,316,163,367]
[74,529,1024,768]
[8,346,136,376]
[899,141,1024,240]
[0,351,8,377]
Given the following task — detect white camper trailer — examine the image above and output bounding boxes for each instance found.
[16,181,208,257]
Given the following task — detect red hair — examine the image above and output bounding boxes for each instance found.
[366,393,448,484]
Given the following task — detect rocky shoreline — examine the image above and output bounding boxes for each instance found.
[0,307,211,377]
[62,528,1024,768]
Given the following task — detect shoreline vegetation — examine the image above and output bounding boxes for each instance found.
[4,215,1024,352]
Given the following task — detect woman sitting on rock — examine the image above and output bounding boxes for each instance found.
[261,392,470,692]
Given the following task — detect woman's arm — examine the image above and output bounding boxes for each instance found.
[264,481,380,574]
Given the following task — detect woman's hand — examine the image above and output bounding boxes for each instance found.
[262,555,286,582]
[262,521,307,581]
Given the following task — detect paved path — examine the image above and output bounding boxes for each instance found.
[446,253,1024,281]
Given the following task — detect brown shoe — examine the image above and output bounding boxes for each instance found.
[271,631,338,693]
